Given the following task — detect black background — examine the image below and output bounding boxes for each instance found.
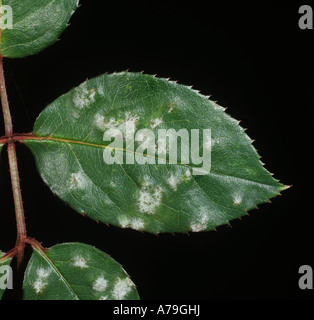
[0,0,313,301]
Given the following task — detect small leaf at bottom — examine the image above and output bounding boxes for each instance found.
[23,242,140,300]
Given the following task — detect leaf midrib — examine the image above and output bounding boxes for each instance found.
[33,247,79,300]
[22,135,280,190]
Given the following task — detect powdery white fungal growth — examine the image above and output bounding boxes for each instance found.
[33,279,46,294]
[168,170,192,191]
[73,82,96,110]
[94,114,105,130]
[37,268,51,279]
[97,113,139,137]
[190,208,210,232]
[124,112,139,128]
[118,215,130,228]
[99,296,108,300]
[168,174,180,191]
[233,194,243,205]
[138,186,163,214]
[105,127,124,139]
[130,218,145,231]
[150,118,163,129]
[105,117,118,129]
[93,276,108,292]
[33,268,51,294]
[185,169,192,180]
[69,170,88,190]
[112,277,133,300]
[98,84,105,96]
[118,215,145,230]
[142,175,153,187]
[94,115,120,131]
[72,255,88,269]
[168,106,174,113]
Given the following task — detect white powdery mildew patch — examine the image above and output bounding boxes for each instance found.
[190,207,210,232]
[185,169,192,180]
[142,175,153,187]
[150,118,163,129]
[124,112,139,127]
[73,82,96,110]
[118,215,145,231]
[168,170,192,191]
[118,215,131,228]
[33,268,51,294]
[168,174,180,191]
[94,114,106,130]
[37,268,51,278]
[69,170,88,190]
[72,255,88,269]
[130,218,145,231]
[94,112,139,137]
[99,296,108,300]
[233,194,243,205]
[105,127,124,139]
[94,114,117,131]
[93,276,108,292]
[138,186,163,214]
[112,277,133,300]
[98,84,105,96]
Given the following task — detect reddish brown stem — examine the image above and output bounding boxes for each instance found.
[0,56,27,266]
[7,142,27,265]
[0,57,12,136]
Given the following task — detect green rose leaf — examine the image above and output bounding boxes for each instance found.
[23,242,140,300]
[23,72,287,234]
[0,250,12,299]
[0,0,79,58]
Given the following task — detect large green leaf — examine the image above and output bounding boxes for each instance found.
[24,72,286,234]
[23,242,139,300]
[0,0,79,58]
[0,250,12,299]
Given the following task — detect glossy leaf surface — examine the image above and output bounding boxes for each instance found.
[0,0,79,58]
[24,72,286,234]
[23,242,139,300]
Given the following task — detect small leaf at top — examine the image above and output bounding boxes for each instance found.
[24,72,287,234]
[23,242,140,300]
[0,0,79,58]
[0,250,12,299]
